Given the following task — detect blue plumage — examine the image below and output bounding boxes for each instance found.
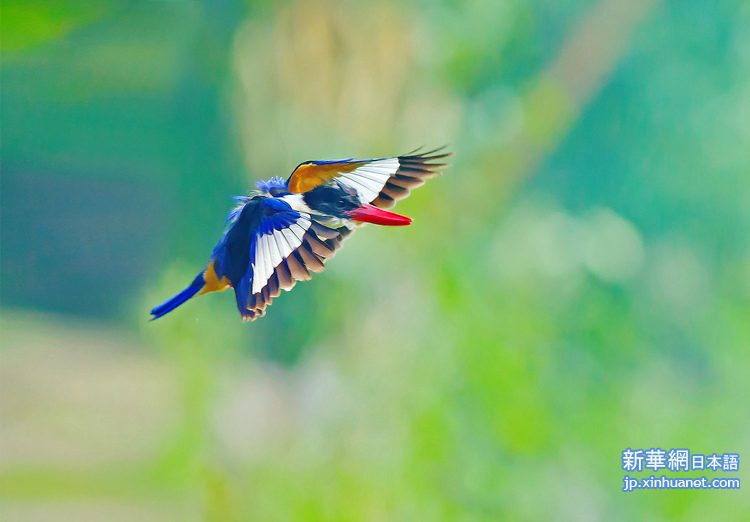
[150,273,205,319]
[255,177,288,192]
[260,196,293,212]
[309,158,356,165]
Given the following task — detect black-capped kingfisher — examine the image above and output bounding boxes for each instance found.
[151,148,450,321]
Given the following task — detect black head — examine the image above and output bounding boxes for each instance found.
[302,180,362,218]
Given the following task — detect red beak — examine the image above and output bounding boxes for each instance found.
[345,204,412,226]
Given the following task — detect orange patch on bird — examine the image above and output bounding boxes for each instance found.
[288,161,364,193]
[198,261,231,295]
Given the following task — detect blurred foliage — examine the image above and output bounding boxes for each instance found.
[1,0,112,52]
[2,0,750,520]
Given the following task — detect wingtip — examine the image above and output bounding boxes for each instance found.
[401,145,453,161]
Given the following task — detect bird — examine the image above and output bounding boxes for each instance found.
[150,147,450,321]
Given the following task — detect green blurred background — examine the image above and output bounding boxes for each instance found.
[2,0,750,520]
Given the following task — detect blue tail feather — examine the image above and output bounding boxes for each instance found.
[150,274,205,320]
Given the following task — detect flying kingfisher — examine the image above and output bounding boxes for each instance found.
[150,148,450,321]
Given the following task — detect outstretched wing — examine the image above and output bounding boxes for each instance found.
[235,197,352,321]
[286,147,451,209]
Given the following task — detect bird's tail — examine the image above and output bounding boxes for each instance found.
[150,273,205,320]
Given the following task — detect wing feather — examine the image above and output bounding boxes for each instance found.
[267,232,283,269]
[275,228,295,258]
[286,253,311,281]
[281,227,300,248]
[253,236,267,295]
[240,203,354,320]
[285,148,449,208]
[340,173,385,194]
[310,221,340,239]
[289,223,307,241]
[296,243,326,272]
[275,261,295,291]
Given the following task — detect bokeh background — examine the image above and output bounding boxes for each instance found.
[3,0,750,520]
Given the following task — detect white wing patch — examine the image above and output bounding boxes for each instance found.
[252,213,311,294]
[337,158,400,204]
